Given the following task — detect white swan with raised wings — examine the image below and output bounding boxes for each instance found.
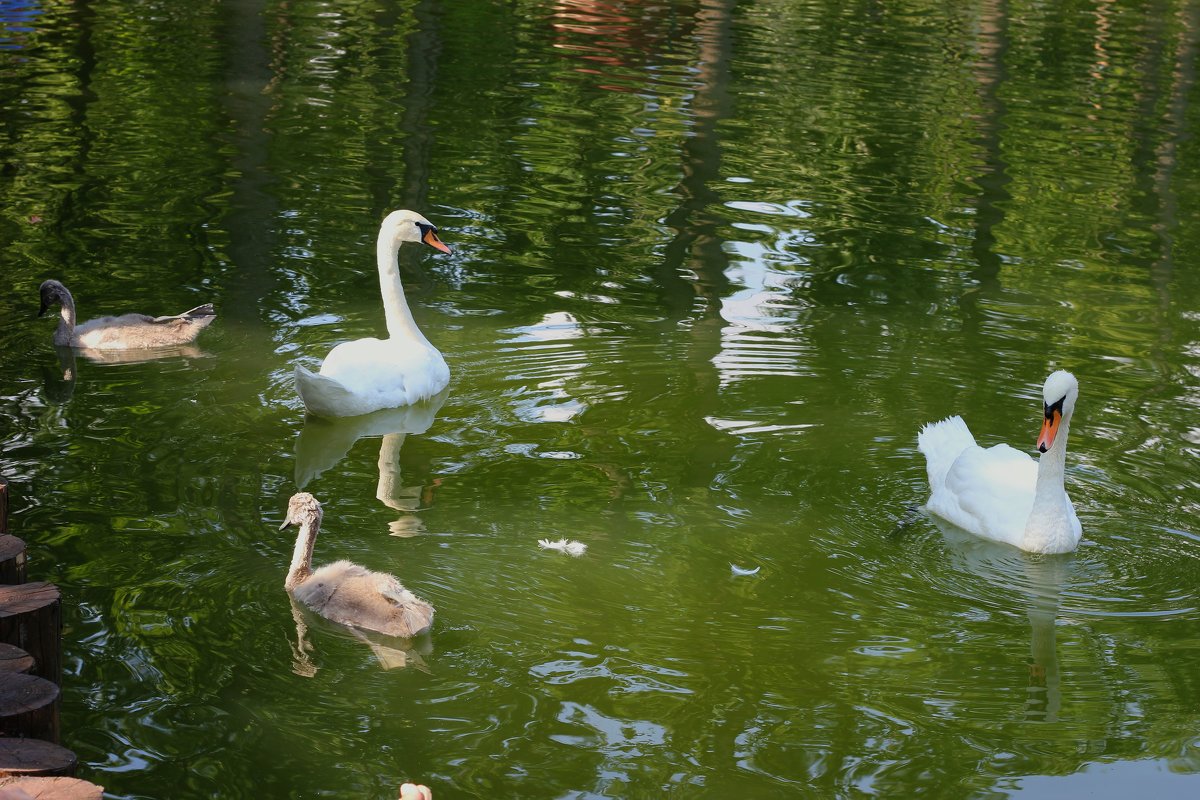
[918,370,1082,554]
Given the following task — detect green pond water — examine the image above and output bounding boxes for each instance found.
[2,0,1200,797]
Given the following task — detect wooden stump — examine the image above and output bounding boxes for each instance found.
[0,585,61,686]
[0,739,76,778]
[0,645,33,675]
[0,537,25,587]
[0,673,58,743]
[0,775,103,799]
[0,480,23,585]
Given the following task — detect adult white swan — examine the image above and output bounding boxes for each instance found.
[294,210,452,418]
[918,370,1082,554]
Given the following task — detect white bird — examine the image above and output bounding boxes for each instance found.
[918,370,1083,554]
[295,210,452,418]
[280,492,434,638]
[38,279,215,349]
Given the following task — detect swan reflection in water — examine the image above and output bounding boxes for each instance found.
[931,518,1072,722]
[288,595,433,676]
[43,344,209,403]
[288,393,447,673]
[294,389,448,535]
[282,492,435,677]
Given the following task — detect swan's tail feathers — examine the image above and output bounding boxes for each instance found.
[294,364,361,418]
[153,304,216,324]
[917,415,976,492]
[182,303,216,319]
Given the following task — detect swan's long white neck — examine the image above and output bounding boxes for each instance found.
[1024,412,1074,553]
[285,508,320,592]
[377,232,432,346]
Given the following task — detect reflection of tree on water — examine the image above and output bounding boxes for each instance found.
[294,390,448,535]
[550,0,697,89]
[958,0,1010,329]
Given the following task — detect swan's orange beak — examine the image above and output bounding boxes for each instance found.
[422,228,452,254]
[1037,406,1061,453]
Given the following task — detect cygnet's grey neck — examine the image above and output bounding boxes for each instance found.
[286,510,320,591]
[53,294,77,345]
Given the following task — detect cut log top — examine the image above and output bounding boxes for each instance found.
[0,775,103,799]
[0,673,58,718]
[0,537,22,565]
[0,644,33,675]
[0,739,76,777]
[0,672,59,746]
[0,585,60,618]
[0,480,23,587]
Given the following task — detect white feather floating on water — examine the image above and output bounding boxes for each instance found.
[538,538,587,556]
[730,563,760,576]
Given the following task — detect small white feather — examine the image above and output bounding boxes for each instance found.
[730,563,760,576]
[538,538,587,556]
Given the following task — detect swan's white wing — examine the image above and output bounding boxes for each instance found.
[318,337,390,378]
[306,338,449,415]
[935,443,1037,544]
[918,415,977,493]
[295,364,379,418]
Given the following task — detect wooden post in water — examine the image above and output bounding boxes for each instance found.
[0,537,25,588]
[0,479,21,588]
[0,479,92,790]
[0,672,59,742]
[0,644,33,676]
[0,645,75,779]
[0,584,61,687]
[0,737,78,778]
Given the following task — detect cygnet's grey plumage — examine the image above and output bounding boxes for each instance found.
[280,492,434,638]
[38,279,216,349]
